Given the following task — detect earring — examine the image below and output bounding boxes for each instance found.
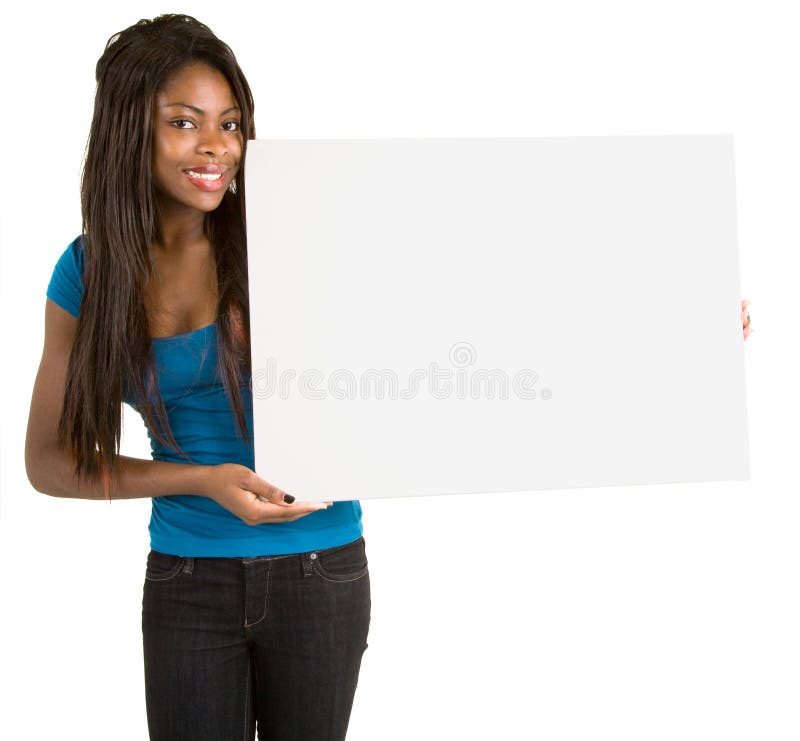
[228,179,238,195]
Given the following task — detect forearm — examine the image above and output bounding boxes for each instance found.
[31,450,212,501]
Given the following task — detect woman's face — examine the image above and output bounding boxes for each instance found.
[151,61,243,218]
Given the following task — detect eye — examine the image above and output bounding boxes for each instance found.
[170,119,195,129]
[222,121,241,132]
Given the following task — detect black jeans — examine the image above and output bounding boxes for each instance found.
[141,536,371,741]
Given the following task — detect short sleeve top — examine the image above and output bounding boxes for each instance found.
[46,236,363,556]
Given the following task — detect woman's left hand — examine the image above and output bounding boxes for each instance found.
[742,299,753,341]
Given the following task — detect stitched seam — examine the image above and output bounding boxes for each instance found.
[313,563,369,583]
[144,557,185,582]
[243,560,271,629]
[242,654,251,741]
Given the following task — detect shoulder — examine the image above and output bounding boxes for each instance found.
[45,235,87,319]
[63,234,86,273]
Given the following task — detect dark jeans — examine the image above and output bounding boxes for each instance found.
[141,536,371,741]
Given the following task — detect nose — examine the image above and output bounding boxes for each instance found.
[197,125,227,157]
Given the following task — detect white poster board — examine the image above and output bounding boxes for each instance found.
[245,136,749,501]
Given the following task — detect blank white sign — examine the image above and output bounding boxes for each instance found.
[245,136,749,501]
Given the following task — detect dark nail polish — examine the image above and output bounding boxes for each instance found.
[283,494,295,503]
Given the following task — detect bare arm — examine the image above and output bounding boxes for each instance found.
[24,298,330,524]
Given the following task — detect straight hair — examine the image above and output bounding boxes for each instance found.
[57,14,256,498]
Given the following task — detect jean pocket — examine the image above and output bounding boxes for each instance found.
[144,550,185,582]
[312,537,369,583]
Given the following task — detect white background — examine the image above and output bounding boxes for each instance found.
[0,1,795,739]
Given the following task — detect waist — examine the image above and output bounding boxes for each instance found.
[148,496,364,557]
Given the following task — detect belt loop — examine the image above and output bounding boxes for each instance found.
[181,557,195,575]
[301,551,316,578]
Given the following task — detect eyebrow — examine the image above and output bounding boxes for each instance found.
[163,102,240,116]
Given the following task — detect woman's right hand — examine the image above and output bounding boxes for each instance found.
[200,463,332,526]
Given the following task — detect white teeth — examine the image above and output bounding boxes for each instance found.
[186,170,223,181]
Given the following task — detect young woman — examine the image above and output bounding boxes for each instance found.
[24,12,756,741]
[25,14,370,741]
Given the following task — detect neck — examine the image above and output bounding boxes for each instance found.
[156,203,208,255]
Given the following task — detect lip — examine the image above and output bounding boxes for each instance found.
[183,164,231,192]
[184,164,228,175]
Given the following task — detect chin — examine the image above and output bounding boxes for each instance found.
[200,195,228,212]
[184,189,230,213]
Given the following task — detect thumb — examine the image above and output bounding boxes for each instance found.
[248,472,292,506]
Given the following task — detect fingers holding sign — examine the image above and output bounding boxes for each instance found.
[742,299,753,341]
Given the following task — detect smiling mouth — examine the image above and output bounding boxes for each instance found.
[185,170,224,181]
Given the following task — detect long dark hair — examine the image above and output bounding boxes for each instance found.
[57,14,256,498]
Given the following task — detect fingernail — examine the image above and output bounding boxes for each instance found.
[283,494,295,503]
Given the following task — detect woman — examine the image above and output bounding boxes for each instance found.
[24,12,756,741]
[24,14,370,741]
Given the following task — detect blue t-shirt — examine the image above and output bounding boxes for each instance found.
[46,236,363,557]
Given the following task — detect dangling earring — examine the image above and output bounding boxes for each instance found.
[228,178,238,195]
